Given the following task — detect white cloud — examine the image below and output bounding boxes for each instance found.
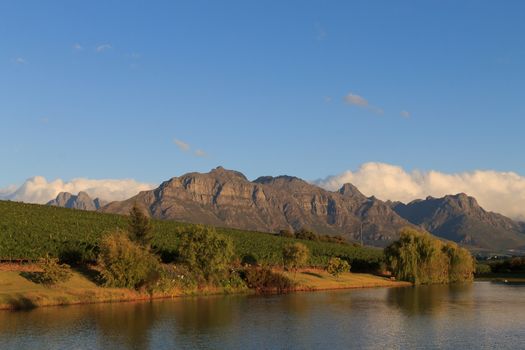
[400,110,411,118]
[194,149,207,157]
[315,162,525,221]
[173,139,190,152]
[344,92,384,115]
[0,177,156,204]
[73,43,83,51]
[344,92,369,107]
[96,44,112,52]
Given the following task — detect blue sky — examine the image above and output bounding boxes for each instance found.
[2,0,525,189]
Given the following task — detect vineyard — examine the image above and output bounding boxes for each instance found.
[0,200,383,268]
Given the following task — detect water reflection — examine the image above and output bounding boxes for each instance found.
[1,283,524,350]
[386,283,474,316]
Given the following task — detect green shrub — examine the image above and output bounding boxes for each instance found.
[38,256,72,285]
[241,267,296,293]
[326,257,350,277]
[283,242,309,271]
[295,228,318,241]
[97,230,161,289]
[279,229,294,238]
[177,226,234,283]
[241,254,258,266]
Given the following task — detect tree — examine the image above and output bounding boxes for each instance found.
[97,230,160,289]
[327,257,350,277]
[282,242,309,272]
[442,242,475,282]
[177,226,234,283]
[128,203,153,247]
[385,227,474,284]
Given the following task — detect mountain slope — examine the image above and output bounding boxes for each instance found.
[101,167,413,246]
[47,192,107,211]
[393,194,525,250]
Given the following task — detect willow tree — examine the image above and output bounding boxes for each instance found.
[385,227,474,284]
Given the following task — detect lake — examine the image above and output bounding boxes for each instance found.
[0,282,523,349]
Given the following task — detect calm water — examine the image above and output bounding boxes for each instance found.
[1,282,524,349]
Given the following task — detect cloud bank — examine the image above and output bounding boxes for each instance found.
[0,177,157,204]
[316,162,525,221]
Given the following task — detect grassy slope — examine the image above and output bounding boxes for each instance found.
[0,269,152,310]
[283,268,411,291]
[0,266,410,310]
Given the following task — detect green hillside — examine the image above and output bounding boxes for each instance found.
[0,200,382,268]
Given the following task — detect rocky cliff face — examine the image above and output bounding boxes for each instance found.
[101,167,413,245]
[393,194,525,250]
[47,192,107,211]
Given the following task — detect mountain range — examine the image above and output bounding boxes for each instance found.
[47,167,525,252]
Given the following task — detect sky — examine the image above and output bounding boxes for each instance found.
[2,1,525,218]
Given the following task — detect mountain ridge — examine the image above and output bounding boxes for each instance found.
[44,167,525,251]
[100,166,413,246]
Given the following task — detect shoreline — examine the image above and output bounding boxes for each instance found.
[0,266,411,311]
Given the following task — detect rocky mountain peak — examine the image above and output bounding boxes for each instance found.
[208,166,248,181]
[338,183,366,199]
[47,192,106,211]
[253,175,306,186]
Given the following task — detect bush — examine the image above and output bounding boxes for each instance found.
[283,242,309,271]
[241,254,258,266]
[97,230,161,290]
[475,263,492,275]
[295,228,318,241]
[385,228,475,284]
[241,267,296,293]
[326,257,350,277]
[38,256,72,285]
[177,226,234,283]
[278,229,294,238]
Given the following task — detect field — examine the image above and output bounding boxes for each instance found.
[282,268,410,291]
[0,200,383,268]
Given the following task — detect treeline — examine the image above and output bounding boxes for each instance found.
[476,257,525,275]
[278,228,348,245]
[385,228,475,284]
